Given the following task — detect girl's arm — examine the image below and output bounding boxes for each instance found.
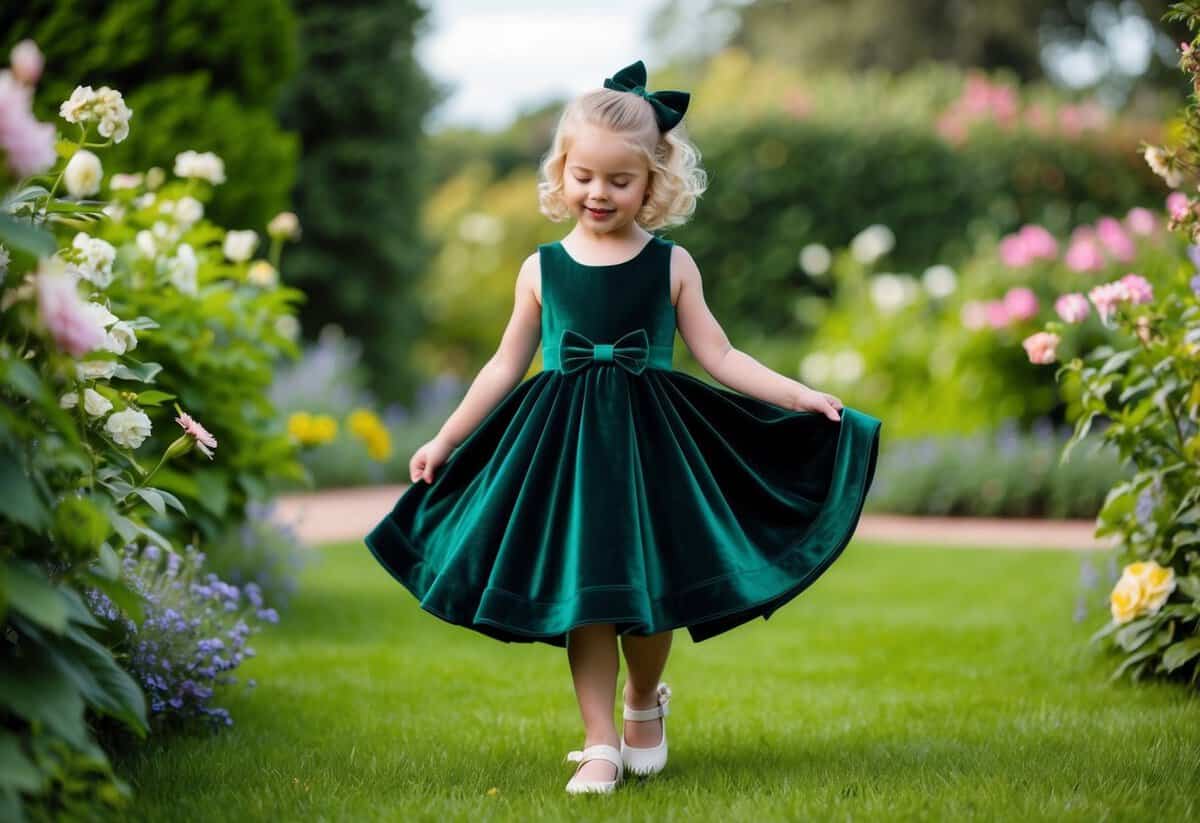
[430,253,544,450]
[672,245,841,420]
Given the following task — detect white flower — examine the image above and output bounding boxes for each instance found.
[75,359,118,381]
[135,229,157,258]
[63,149,103,198]
[150,219,182,248]
[82,387,112,417]
[246,260,277,288]
[274,314,300,341]
[104,408,152,449]
[104,320,138,355]
[267,211,300,240]
[108,172,143,191]
[174,150,226,184]
[831,349,865,382]
[1143,146,1183,188]
[102,202,125,222]
[173,196,204,227]
[869,273,919,313]
[81,301,119,329]
[798,243,831,276]
[70,232,116,289]
[134,192,156,210]
[850,224,895,265]
[223,230,258,263]
[59,391,79,409]
[167,243,198,296]
[799,351,832,384]
[59,85,94,123]
[57,85,131,142]
[0,244,9,285]
[921,264,957,299]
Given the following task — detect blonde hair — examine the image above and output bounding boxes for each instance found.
[537,88,708,231]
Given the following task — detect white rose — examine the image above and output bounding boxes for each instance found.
[135,229,157,258]
[798,243,831,276]
[267,211,300,240]
[59,85,95,123]
[83,387,113,417]
[63,149,103,198]
[174,196,204,227]
[246,260,277,288]
[101,203,125,222]
[167,243,198,295]
[81,301,119,330]
[174,150,226,184]
[92,86,132,143]
[134,192,156,210]
[76,359,118,381]
[71,233,116,289]
[104,408,152,449]
[108,172,143,191]
[104,320,138,354]
[59,391,80,409]
[223,230,258,263]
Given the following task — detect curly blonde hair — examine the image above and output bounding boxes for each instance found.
[537,88,708,231]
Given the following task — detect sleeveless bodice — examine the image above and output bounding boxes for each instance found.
[538,235,677,373]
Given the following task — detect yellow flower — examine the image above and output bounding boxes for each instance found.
[287,411,338,446]
[364,429,392,461]
[1109,561,1176,624]
[287,411,313,442]
[347,408,382,437]
[310,414,338,443]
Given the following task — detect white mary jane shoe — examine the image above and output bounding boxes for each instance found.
[564,743,624,795]
[620,681,671,777]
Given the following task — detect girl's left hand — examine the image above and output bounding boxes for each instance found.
[793,385,843,421]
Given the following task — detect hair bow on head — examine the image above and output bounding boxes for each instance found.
[602,59,690,132]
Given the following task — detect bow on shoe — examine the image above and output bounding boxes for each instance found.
[559,327,650,375]
[602,60,690,132]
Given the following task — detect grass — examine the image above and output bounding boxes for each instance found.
[110,540,1200,822]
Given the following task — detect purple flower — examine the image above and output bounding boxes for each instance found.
[1191,273,1200,297]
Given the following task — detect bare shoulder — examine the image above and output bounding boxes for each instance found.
[517,250,542,306]
[668,242,701,306]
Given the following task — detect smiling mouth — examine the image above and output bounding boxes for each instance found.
[586,207,614,214]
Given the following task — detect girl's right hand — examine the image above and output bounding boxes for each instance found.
[410,436,454,484]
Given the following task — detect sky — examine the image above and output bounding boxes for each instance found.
[416,0,667,133]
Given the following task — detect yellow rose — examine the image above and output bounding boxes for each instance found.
[1110,571,1146,624]
[1110,561,1176,624]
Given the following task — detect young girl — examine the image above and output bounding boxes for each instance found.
[365,59,882,795]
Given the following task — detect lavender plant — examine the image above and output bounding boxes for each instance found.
[85,542,279,731]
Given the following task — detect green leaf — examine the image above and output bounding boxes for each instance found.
[3,561,68,633]
[61,623,148,735]
[0,445,50,531]
[1162,636,1200,672]
[135,390,176,406]
[112,357,163,383]
[132,488,165,517]
[0,214,56,257]
[0,636,88,747]
[1099,348,1136,376]
[1114,615,1158,652]
[152,487,187,515]
[0,730,43,794]
[77,570,144,625]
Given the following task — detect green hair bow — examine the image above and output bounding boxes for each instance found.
[602,59,690,132]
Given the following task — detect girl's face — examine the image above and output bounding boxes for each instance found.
[562,123,651,236]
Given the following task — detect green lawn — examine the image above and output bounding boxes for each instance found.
[111,540,1200,821]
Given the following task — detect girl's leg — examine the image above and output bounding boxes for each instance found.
[565,623,620,781]
[619,630,673,747]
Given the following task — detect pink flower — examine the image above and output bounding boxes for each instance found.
[1054,293,1090,323]
[1124,207,1157,236]
[1166,191,1191,221]
[998,224,1058,268]
[1063,228,1105,272]
[1003,286,1039,321]
[1088,280,1131,323]
[985,299,1011,328]
[35,259,107,357]
[1022,331,1061,364]
[10,40,43,86]
[174,410,218,459]
[1119,272,1154,305]
[1095,216,1135,262]
[0,70,56,177]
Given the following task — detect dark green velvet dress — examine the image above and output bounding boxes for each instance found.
[364,234,882,648]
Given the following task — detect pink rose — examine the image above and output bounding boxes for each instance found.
[1095,216,1135,262]
[10,40,43,86]
[1064,229,1105,272]
[1088,280,1131,323]
[35,261,107,357]
[985,299,1011,329]
[1022,331,1060,364]
[1166,191,1191,221]
[1054,293,1090,323]
[1003,286,1039,321]
[1124,207,1157,236]
[1119,272,1153,305]
[0,70,57,177]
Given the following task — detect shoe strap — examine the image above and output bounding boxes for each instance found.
[565,743,623,772]
[623,681,671,721]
